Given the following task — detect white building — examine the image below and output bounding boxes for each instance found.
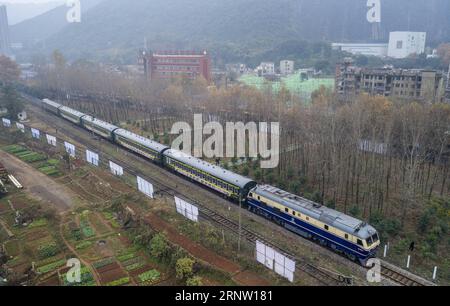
[280,60,295,75]
[256,62,275,76]
[388,32,426,59]
[331,43,388,57]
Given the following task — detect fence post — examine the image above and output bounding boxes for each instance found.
[406,255,410,269]
[432,266,437,280]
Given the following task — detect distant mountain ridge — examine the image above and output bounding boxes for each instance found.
[11,0,450,63]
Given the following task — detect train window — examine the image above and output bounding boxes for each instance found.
[285,208,289,213]
[292,211,296,216]
[249,193,253,197]
[257,196,260,200]
[306,216,309,221]
[345,234,349,239]
[324,225,329,231]
[357,239,363,246]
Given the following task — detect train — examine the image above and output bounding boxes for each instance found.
[40,98,380,265]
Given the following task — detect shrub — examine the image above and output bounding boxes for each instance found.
[186,276,203,286]
[38,243,60,259]
[149,233,170,260]
[176,257,195,280]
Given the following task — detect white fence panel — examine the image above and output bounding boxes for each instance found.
[16,122,25,132]
[174,196,199,222]
[31,128,40,139]
[109,161,123,176]
[46,134,57,146]
[64,142,76,157]
[137,176,154,198]
[2,118,11,127]
[86,150,99,166]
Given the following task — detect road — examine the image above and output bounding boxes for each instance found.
[0,150,74,212]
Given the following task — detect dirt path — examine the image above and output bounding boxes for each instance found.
[59,221,102,285]
[143,212,270,286]
[0,150,74,212]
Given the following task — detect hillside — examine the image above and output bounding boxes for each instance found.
[12,0,450,63]
[9,0,105,46]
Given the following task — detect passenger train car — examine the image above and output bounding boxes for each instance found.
[114,129,169,163]
[163,149,257,200]
[81,115,119,140]
[247,185,380,265]
[38,98,379,264]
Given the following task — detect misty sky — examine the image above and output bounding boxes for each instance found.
[0,0,65,24]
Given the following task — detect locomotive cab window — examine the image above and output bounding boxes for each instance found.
[357,239,363,246]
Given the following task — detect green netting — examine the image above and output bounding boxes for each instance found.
[239,73,334,101]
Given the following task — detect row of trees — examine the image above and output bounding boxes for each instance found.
[0,55,24,119]
[29,54,449,235]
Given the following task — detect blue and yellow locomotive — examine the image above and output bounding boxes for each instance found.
[40,98,380,265]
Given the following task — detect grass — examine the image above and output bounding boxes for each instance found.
[138,269,160,283]
[106,276,130,286]
[36,259,66,274]
[75,240,93,250]
[29,218,48,228]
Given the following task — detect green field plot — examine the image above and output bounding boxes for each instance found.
[92,257,115,269]
[60,266,95,286]
[36,259,66,274]
[105,276,130,286]
[29,218,48,228]
[79,212,95,238]
[138,269,160,284]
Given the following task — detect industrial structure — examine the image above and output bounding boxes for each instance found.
[256,62,275,77]
[332,31,427,59]
[139,50,211,82]
[387,32,427,59]
[0,5,11,56]
[336,60,446,103]
[280,60,295,76]
[331,43,388,57]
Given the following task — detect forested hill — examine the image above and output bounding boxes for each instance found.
[12,0,450,63]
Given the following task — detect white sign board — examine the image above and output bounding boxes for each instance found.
[16,122,25,132]
[31,128,40,139]
[174,196,199,222]
[86,150,99,166]
[255,241,295,282]
[137,176,154,198]
[109,161,123,176]
[64,141,76,157]
[46,134,57,146]
[2,118,11,127]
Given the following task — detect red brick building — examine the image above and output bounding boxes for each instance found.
[140,50,211,83]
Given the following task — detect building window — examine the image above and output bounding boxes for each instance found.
[396,41,403,49]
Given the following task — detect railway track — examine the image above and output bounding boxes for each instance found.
[380,265,426,286]
[21,95,435,287]
[20,95,349,286]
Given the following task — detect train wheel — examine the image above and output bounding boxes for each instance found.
[345,252,357,262]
